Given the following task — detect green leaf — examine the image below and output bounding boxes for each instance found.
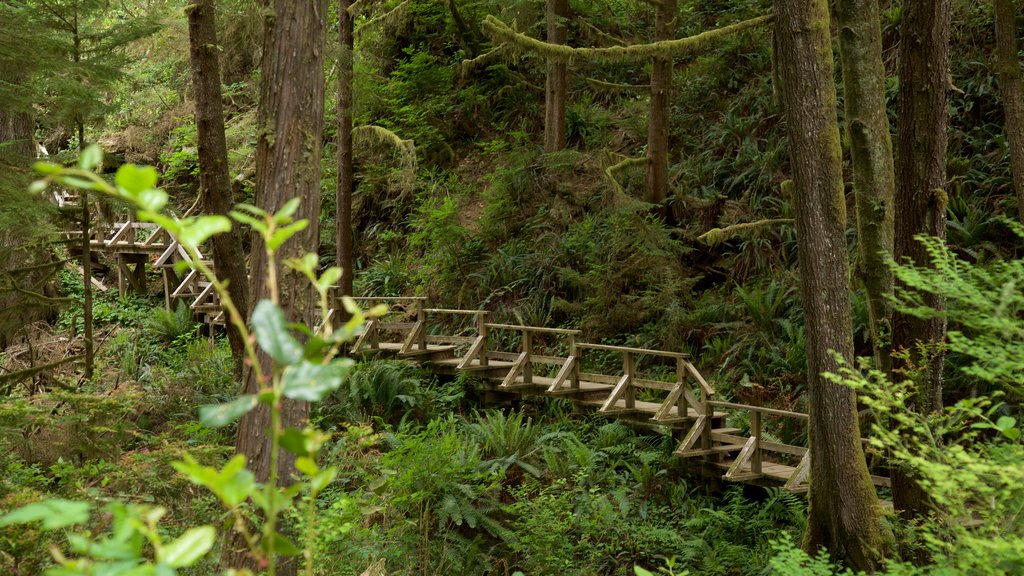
[136,188,169,214]
[294,456,319,476]
[116,164,159,196]
[310,467,337,492]
[281,358,353,402]
[267,219,309,251]
[33,161,62,175]
[279,428,311,457]
[264,531,300,556]
[275,197,301,221]
[57,175,105,191]
[28,179,48,194]
[229,210,267,235]
[199,395,256,427]
[317,267,342,292]
[177,215,231,248]
[79,144,103,170]
[220,468,256,508]
[159,526,216,568]
[251,300,303,365]
[0,499,91,530]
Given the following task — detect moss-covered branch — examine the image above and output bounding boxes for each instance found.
[604,155,648,196]
[482,13,773,63]
[698,219,794,246]
[586,78,649,92]
[352,125,417,194]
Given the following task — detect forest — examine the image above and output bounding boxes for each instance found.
[0,0,1023,574]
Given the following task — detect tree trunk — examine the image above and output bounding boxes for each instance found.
[892,0,950,519]
[773,1,892,570]
[543,0,569,153]
[73,22,93,382]
[227,0,326,572]
[336,0,354,299]
[646,0,676,208]
[186,0,250,372]
[836,0,895,373]
[994,0,1024,223]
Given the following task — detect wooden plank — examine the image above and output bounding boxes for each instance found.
[633,378,678,391]
[599,373,631,413]
[683,361,715,395]
[530,354,570,366]
[350,318,377,353]
[456,335,487,370]
[423,308,483,315]
[709,400,809,420]
[653,381,686,421]
[399,321,424,354]
[710,433,807,457]
[499,351,528,388]
[485,323,580,336]
[379,321,417,331]
[577,372,621,385]
[546,356,577,392]
[725,436,758,479]
[784,452,811,492]
[425,334,482,345]
[576,342,688,358]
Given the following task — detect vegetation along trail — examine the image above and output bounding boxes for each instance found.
[1,0,1023,574]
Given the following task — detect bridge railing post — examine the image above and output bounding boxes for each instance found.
[416,299,427,351]
[750,410,762,475]
[477,311,489,367]
[521,330,533,384]
[623,351,635,409]
[700,382,712,452]
[568,335,579,389]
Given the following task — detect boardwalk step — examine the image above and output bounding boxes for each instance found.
[674,444,745,457]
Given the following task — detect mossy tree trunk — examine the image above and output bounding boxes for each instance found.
[892,0,950,519]
[994,0,1024,223]
[186,0,250,372]
[336,0,354,299]
[836,0,895,373]
[543,0,569,152]
[773,0,892,570]
[646,0,677,208]
[228,0,326,572]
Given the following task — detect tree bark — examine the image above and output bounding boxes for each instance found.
[543,0,569,153]
[646,0,676,208]
[892,0,950,519]
[994,0,1024,223]
[773,1,892,570]
[227,0,326,571]
[336,0,354,299]
[186,0,250,372]
[836,0,895,373]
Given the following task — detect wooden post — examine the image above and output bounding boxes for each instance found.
[117,255,126,296]
[623,351,635,409]
[522,330,533,384]
[416,299,427,350]
[478,311,489,367]
[751,410,762,475]
[569,334,579,389]
[700,382,712,451]
[676,358,686,418]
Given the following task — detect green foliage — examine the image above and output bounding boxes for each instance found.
[889,221,1024,394]
[144,302,198,345]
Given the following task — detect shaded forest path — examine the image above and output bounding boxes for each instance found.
[76,215,891,497]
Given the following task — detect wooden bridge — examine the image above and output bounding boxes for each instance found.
[337,296,891,495]
[67,206,890,496]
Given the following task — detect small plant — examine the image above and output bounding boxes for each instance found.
[144,301,198,344]
[2,145,381,575]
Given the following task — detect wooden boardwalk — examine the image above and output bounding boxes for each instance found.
[72,209,890,496]
[341,296,891,495]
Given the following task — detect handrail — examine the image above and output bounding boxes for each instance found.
[485,323,580,336]
[575,342,688,359]
[348,295,427,301]
[709,400,808,421]
[423,308,486,315]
